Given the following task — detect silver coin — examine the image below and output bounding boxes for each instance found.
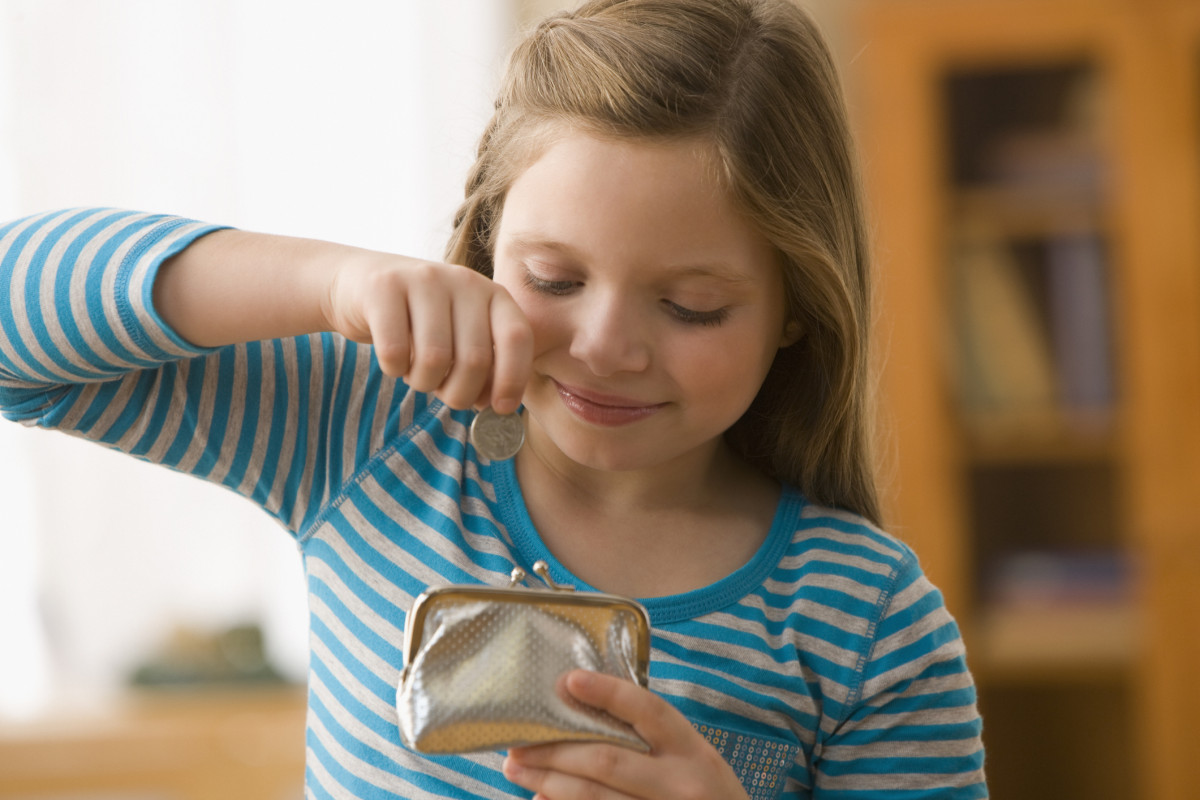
[469,407,525,460]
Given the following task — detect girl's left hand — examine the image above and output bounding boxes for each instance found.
[503,670,750,800]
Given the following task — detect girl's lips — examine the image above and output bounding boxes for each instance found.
[553,381,665,426]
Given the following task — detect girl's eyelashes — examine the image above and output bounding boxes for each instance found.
[663,300,731,327]
[521,265,731,327]
[522,271,577,296]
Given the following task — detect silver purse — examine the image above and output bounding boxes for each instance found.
[397,561,651,754]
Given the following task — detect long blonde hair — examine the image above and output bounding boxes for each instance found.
[447,0,880,525]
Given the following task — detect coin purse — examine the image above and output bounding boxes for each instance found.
[396,561,651,754]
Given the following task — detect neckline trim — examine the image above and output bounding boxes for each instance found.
[491,458,805,625]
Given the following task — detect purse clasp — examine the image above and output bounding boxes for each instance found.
[508,560,576,592]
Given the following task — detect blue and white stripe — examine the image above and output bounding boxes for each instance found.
[0,209,987,799]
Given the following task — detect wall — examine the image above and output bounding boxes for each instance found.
[0,0,515,718]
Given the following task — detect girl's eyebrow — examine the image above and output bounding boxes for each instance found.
[506,234,581,259]
[506,233,754,285]
[665,263,756,286]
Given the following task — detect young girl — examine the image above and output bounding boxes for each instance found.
[0,0,986,797]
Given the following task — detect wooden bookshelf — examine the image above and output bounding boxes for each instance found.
[850,0,1200,798]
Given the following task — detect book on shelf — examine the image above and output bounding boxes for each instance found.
[951,230,1114,429]
[975,549,1137,673]
[983,549,1132,607]
[983,129,1105,198]
[952,234,1057,417]
[1047,233,1114,414]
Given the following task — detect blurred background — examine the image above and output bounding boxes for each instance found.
[1,1,1198,798]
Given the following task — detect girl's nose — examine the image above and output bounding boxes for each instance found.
[567,293,651,376]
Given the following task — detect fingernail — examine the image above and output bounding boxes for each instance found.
[568,669,595,691]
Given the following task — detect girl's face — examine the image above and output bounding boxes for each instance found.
[492,130,796,475]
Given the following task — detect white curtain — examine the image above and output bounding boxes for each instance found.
[0,0,515,718]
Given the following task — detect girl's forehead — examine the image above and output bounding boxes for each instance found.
[495,131,779,284]
[504,130,726,212]
[493,128,773,265]
[508,122,724,186]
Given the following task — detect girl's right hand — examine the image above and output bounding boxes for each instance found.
[324,252,533,414]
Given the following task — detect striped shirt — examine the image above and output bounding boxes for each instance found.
[0,208,987,799]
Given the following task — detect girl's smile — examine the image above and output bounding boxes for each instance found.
[552,380,666,427]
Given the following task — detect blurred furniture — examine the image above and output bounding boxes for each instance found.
[850,0,1200,798]
[0,688,306,800]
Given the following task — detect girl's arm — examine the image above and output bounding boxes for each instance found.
[154,227,530,414]
[0,208,530,535]
[814,558,988,799]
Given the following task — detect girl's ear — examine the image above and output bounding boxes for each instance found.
[779,318,805,348]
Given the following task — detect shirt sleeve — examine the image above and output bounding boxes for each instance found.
[813,551,989,799]
[0,208,414,536]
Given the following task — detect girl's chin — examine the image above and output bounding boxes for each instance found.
[523,421,655,473]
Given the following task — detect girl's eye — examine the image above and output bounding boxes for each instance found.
[523,267,729,327]
[523,271,577,296]
[664,301,730,327]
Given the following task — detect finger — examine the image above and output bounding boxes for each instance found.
[487,290,533,414]
[564,671,683,751]
[435,287,494,410]
[403,267,454,392]
[507,742,655,800]
[503,752,636,800]
[362,292,412,378]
